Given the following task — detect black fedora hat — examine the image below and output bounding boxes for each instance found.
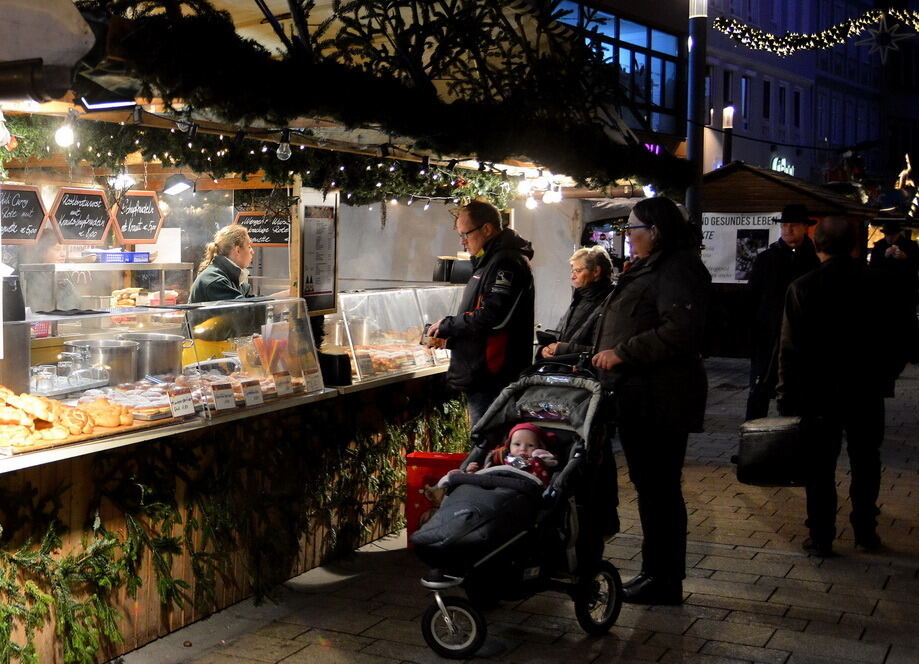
[773,204,816,225]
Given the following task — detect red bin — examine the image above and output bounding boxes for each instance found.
[405,452,467,547]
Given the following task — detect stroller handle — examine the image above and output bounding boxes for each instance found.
[529,352,597,378]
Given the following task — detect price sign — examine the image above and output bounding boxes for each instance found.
[355,353,375,379]
[113,191,164,244]
[168,387,195,417]
[241,378,264,406]
[304,370,323,393]
[211,382,237,410]
[50,188,112,245]
[413,349,431,367]
[0,184,47,244]
[273,371,293,395]
[234,210,290,247]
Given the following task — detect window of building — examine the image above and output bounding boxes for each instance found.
[723,70,733,106]
[793,90,801,128]
[778,85,786,125]
[552,6,682,136]
[704,66,713,125]
[762,80,771,119]
[741,75,750,121]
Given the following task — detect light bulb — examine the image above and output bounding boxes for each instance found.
[276,141,292,161]
[390,198,398,205]
[516,179,531,195]
[55,123,75,147]
[423,202,431,211]
[407,197,414,206]
[525,196,538,210]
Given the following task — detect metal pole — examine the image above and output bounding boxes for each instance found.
[685,2,708,225]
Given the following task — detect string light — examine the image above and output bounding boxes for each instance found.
[713,9,919,57]
[276,128,292,161]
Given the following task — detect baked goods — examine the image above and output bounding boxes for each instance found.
[7,394,54,423]
[59,406,94,436]
[0,405,33,427]
[112,287,143,307]
[33,422,69,441]
[0,424,33,447]
[0,386,16,404]
[80,397,132,428]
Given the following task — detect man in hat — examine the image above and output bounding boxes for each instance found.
[745,203,820,420]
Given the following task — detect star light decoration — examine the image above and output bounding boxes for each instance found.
[855,15,913,64]
[713,9,918,60]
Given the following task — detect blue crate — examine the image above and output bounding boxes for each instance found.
[125,252,151,263]
[96,252,127,263]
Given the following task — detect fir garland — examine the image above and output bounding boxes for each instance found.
[4,115,516,209]
[713,9,919,57]
[68,0,692,191]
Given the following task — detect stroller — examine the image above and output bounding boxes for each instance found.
[410,356,622,659]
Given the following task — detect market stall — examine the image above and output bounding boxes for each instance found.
[701,162,875,356]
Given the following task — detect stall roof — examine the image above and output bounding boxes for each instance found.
[703,161,874,218]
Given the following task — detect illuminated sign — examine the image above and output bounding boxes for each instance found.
[771,156,795,176]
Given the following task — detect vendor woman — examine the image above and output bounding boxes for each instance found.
[189,225,254,303]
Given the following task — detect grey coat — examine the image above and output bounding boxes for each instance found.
[593,248,711,432]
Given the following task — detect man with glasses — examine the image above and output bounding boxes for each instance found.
[427,201,535,424]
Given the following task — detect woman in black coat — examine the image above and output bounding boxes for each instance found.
[539,246,614,359]
[592,197,711,605]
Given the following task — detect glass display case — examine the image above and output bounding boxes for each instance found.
[183,297,324,414]
[415,285,463,365]
[333,289,434,382]
[0,297,322,457]
[18,262,194,314]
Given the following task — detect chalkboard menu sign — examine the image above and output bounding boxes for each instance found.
[113,190,164,245]
[50,188,112,245]
[234,211,290,247]
[0,184,48,244]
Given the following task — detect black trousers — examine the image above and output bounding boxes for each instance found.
[806,397,885,544]
[618,424,689,581]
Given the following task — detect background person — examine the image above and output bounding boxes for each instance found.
[745,204,819,420]
[189,224,255,303]
[427,201,535,425]
[539,246,613,359]
[591,197,711,605]
[777,218,912,557]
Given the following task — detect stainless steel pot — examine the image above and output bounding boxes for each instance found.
[323,319,346,346]
[348,317,372,346]
[64,339,139,385]
[117,332,187,379]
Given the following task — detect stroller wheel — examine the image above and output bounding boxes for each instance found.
[421,596,487,659]
[573,561,623,635]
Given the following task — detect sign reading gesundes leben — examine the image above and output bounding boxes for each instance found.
[0,184,48,244]
[113,191,164,244]
[50,188,112,245]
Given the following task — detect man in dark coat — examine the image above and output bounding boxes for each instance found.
[777,218,912,557]
[746,204,820,420]
[869,219,919,302]
[428,201,535,425]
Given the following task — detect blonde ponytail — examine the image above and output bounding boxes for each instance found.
[197,224,251,274]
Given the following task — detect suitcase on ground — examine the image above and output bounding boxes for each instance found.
[735,416,809,486]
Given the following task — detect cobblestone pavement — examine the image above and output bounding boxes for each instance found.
[121,358,919,664]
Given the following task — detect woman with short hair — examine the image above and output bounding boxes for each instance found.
[539,245,613,358]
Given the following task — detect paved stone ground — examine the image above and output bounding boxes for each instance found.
[120,358,919,664]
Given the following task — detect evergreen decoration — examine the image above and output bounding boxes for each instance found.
[714,9,918,58]
[70,0,692,191]
[0,391,468,662]
[3,115,516,209]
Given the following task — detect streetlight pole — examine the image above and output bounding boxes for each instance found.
[722,104,734,165]
[685,0,708,225]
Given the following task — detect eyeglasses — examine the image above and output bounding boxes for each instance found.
[570,266,587,274]
[623,224,652,234]
[458,225,484,240]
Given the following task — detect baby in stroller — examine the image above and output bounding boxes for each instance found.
[450,422,558,486]
[411,359,622,658]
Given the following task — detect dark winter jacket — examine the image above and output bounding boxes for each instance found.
[777,256,912,416]
[540,280,614,356]
[747,237,820,376]
[593,248,711,432]
[869,235,919,304]
[189,255,252,303]
[438,228,535,392]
